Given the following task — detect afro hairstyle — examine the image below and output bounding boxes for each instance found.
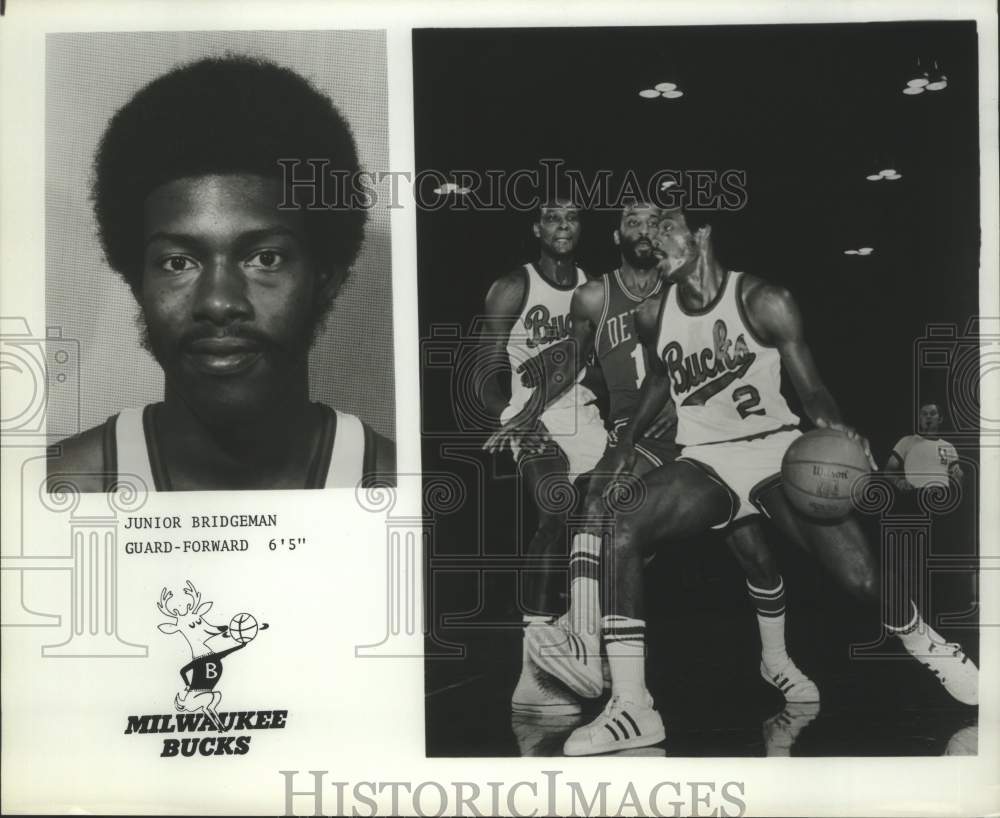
[92,54,366,300]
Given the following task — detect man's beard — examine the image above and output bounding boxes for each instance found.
[135,309,326,361]
[135,310,320,419]
[621,239,659,270]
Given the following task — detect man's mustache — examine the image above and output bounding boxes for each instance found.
[178,325,275,349]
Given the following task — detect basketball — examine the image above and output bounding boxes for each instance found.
[781,428,871,520]
[229,612,259,644]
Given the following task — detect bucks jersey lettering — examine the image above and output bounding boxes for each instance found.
[657,271,799,446]
[523,304,571,348]
[595,269,663,423]
[506,262,587,408]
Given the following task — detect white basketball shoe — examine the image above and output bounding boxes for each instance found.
[512,631,583,716]
[760,658,821,703]
[563,691,665,756]
[525,620,604,699]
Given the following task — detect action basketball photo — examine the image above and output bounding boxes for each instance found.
[44,30,396,492]
[415,21,986,758]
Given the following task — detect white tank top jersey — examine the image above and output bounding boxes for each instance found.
[504,262,590,412]
[108,404,369,490]
[657,270,800,446]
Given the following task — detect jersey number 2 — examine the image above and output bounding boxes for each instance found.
[733,385,766,419]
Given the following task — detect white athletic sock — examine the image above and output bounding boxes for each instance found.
[747,577,790,670]
[569,532,602,642]
[886,602,924,649]
[603,614,647,703]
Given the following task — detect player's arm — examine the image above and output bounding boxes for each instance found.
[613,297,673,473]
[744,278,876,466]
[636,293,676,440]
[883,450,914,491]
[486,281,602,449]
[477,271,525,426]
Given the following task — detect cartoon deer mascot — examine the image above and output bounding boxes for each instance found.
[156,581,266,732]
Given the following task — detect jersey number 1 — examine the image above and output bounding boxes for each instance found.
[630,345,647,389]
[733,385,766,419]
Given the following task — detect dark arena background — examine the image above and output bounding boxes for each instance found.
[414,22,982,757]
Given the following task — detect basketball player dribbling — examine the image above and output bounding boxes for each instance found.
[490,203,818,710]
[46,57,394,492]
[562,208,979,755]
[477,199,607,715]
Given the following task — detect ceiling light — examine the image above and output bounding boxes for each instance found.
[883,173,902,180]
[926,77,948,91]
[879,168,896,176]
[660,180,678,189]
[907,77,929,88]
[639,88,660,98]
[663,89,684,99]
[866,174,883,181]
[902,86,925,95]
[857,247,874,255]
[433,182,458,195]
[844,249,859,255]
[654,82,677,92]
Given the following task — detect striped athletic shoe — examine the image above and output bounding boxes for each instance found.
[525,622,604,699]
[760,659,820,703]
[563,692,665,756]
[904,630,979,706]
[512,634,583,716]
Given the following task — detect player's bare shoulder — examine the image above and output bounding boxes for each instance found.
[46,423,111,493]
[571,277,607,322]
[484,267,529,316]
[738,273,800,343]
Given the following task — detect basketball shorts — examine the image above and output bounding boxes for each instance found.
[607,418,681,469]
[501,386,606,480]
[678,428,801,529]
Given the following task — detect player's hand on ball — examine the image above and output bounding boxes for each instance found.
[815,418,877,471]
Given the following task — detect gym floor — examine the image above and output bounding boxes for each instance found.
[424,531,980,758]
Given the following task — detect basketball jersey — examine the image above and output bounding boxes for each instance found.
[595,268,663,424]
[102,403,376,490]
[505,262,589,411]
[657,271,799,446]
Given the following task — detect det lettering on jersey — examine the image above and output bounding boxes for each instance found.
[604,310,635,349]
[663,318,756,405]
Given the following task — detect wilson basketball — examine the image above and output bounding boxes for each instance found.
[229,612,258,644]
[781,429,871,520]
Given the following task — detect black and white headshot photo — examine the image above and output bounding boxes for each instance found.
[416,22,984,758]
[45,31,395,492]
